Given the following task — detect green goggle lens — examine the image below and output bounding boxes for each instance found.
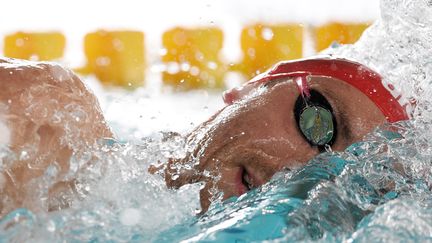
[299,106,334,146]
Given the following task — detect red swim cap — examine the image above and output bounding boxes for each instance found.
[223,57,409,123]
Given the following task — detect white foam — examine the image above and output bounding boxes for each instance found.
[119,208,142,226]
[328,0,432,119]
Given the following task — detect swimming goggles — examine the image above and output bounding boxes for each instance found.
[223,57,409,147]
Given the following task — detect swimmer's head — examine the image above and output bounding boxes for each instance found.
[223,57,409,122]
[166,57,409,212]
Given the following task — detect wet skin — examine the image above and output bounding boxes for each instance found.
[0,58,112,215]
[0,57,386,215]
[164,76,386,212]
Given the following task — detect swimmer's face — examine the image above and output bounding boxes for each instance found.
[164,75,386,212]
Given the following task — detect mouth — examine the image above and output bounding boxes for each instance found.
[235,166,261,196]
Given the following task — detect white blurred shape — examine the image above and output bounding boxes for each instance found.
[119,208,142,226]
[0,118,10,147]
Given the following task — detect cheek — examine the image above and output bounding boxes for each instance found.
[331,111,385,151]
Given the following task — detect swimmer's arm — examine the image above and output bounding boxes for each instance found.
[0,58,112,215]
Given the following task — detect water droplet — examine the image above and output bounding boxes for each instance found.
[261,28,274,41]
[247,48,256,58]
[15,38,24,47]
[190,66,200,76]
[180,62,190,71]
[29,55,39,61]
[19,150,29,160]
[207,61,218,70]
[46,220,56,232]
[166,62,180,74]
[96,56,111,66]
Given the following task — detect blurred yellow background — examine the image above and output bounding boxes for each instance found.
[0,0,377,90]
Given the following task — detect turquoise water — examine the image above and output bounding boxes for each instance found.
[153,122,432,242]
[1,122,431,242]
[2,0,432,241]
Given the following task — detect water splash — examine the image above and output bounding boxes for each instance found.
[0,134,201,242]
[329,0,432,121]
[1,0,432,242]
[153,121,432,242]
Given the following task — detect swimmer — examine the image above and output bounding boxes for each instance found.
[0,56,408,215]
[161,58,409,211]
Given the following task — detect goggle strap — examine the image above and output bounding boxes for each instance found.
[294,75,311,99]
[294,75,312,107]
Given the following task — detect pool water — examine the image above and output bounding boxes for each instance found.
[155,122,432,242]
[1,0,432,242]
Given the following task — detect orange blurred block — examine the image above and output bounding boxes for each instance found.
[238,24,303,79]
[162,27,225,90]
[4,32,66,61]
[82,30,145,87]
[314,22,370,52]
